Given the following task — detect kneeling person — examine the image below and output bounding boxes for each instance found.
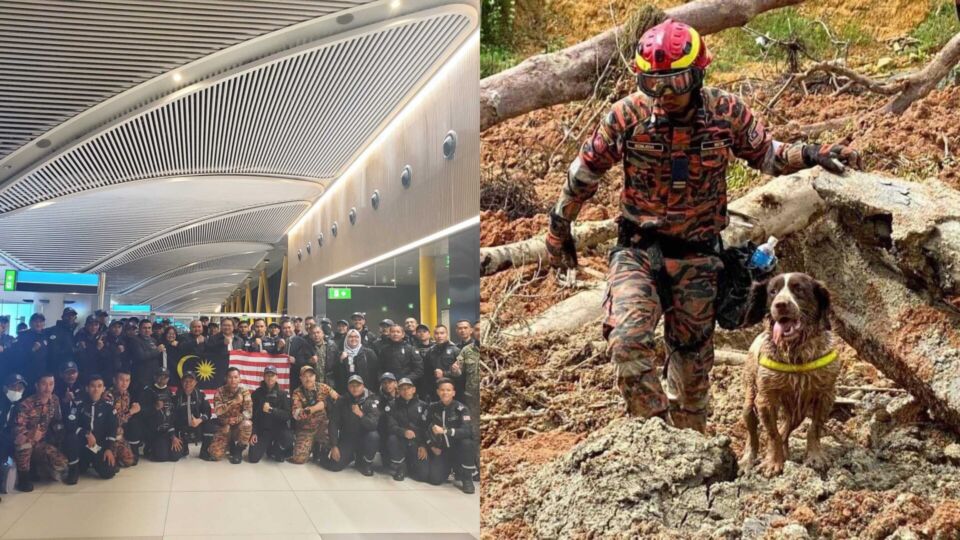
[73,374,119,481]
[209,367,253,464]
[288,365,337,464]
[173,371,215,459]
[323,375,381,476]
[13,374,71,491]
[249,365,293,463]
[385,377,429,482]
[426,378,476,494]
[106,370,144,466]
[140,368,178,462]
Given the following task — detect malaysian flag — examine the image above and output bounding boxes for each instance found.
[229,350,292,391]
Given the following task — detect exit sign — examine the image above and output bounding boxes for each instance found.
[328,287,352,300]
[3,270,16,291]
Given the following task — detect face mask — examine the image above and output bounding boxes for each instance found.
[6,389,23,402]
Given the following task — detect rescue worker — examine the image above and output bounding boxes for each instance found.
[13,373,70,491]
[106,370,143,466]
[0,316,15,381]
[377,372,399,461]
[319,318,334,345]
[385,377,429,482]
[13,313,49,386]
[209,367,253,464]
[454,320,474,349]
[101,320,127,382]
[249,365,294,463]
[378,325,423,387]
[268,322,281,339]
[331,329,378,394]
[333,320,349,350]
[237,320,253,347]
[413,324,434,359]
[303,316,317,335]
[177,319,208,358]
[424,325,461,401]
[455,337,480,417]
[288,364,337,464]
[45,307,78,373]
[128,319,166,395]
[72,374,118,481]
[403,318,419,345]
[74,316,105,378]
[293,317,304,337]
[288,324,332,391]
[172,371,215,460]
[426,378,475,493]
[1,373,26,493]
[207,318,243,360]
[54,361,83,410]
[349,312,375,347]
[371,319,394,355]
[140,367,178,462]
[94,310,110,335]
[322,375,380,476]
[246,318,283,354]
[545,19,862,432]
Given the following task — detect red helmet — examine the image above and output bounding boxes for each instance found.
[634,19,711,74]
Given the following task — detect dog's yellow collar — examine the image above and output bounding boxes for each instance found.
[759,350,838,373]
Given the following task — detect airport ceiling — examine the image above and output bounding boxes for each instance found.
[0,0,477,313]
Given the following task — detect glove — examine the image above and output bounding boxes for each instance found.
[545,211,578,269]
[802,143,863,174]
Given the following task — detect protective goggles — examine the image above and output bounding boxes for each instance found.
[636,68,700,97]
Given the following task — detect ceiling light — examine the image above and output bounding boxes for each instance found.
[172,72,183,83]
[30,201,55,210]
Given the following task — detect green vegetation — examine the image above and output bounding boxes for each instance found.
[481,0,518,78]
[726,159,765,194]
[910,0,960,55]
[481,45,520,78]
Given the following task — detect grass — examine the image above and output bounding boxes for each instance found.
[910,0,960,55]
[726,159,766,196]
[481,44,521,78]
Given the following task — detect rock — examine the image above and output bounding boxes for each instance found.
[877,57,894,70]
[885,526,920,540]
[944,443,960,464]
[777,523,811,539]
[523,417,738,538]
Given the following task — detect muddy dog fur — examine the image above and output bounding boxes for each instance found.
[740,272,839,477]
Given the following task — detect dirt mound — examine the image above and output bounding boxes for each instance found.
[524,417,738,539]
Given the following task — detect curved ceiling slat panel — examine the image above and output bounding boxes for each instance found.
[0,176,317,272]
[116,269,252,305]
[97,203,307,271]
[0,0,376,159]
[143,280,249,308]
[105,244,271,294]
[0,11,472,213]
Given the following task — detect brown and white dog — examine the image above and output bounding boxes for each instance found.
[740,272,839,477]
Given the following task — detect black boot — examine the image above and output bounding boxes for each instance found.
[65,464,80,485]
[16,472,33,492]
[459,469,475,494]
[131,443,141,466]
[199,438,213,461]
[357,460,374,477]
[229,443,244,464]
[392,463,405,482]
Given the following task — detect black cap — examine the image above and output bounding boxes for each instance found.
[154,366,169,377]
[264,365,278,375]
[415,324,430,332]
[109,320,123,327]
[268,322,279,329]
[61,361,79,373]
[95,310,109,317]
[350,312,365,320]
[379,319,395,327]
[181,371,197,381]
[4,373,26,387]
[398,377,414,387]
[0,315,9,324]
[85,315,99,325]
[379,372,397,383]
[336,319,349,326]
[62,307,78,317]
[347,374,364,385]
[320,318,332,325]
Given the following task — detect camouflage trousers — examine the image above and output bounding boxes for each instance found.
[603,247,721,418]
[15,441,68,478]
[288,415,329,465]
[208,419,253,460]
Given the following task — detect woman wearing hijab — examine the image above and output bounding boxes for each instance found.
[332,329,379,394]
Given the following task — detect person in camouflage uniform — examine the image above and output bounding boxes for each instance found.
[13,373,71,491]
[209,367,253,464]
[546,19,862,433]
[105,370,143,467]
[453,340,479,417]
[288,364,338,464]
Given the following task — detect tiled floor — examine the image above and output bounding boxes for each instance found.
[0,448,479,540]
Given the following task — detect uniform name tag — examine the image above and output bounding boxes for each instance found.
[626,141,666,153]
[701,138,732,151]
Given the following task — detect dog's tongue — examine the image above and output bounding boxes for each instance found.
[773,321,784,344]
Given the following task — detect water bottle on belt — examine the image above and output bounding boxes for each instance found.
[748,236,778,272]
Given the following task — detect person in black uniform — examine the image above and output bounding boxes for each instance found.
[13,313,49,386]
[177,320,208,359]
[172,371,215,459]
[424,325,462,401]
[426,378,476,493]
[376,372,398,467]
[54,361,83,409]
[74,316,105,378]
[237,320,253,347]
[128,320,166,395]
[249,365,294,463]
[322,375,381,476]
[246,319,283,354]
[139,367,178,462]
[349,313,375,348]
[385,377,430,482]
[71,374,118,481]
[100,320,126,382]
[403,318,419,345]
[319,318,334,344]
[371,319,393,355]
[45,307,79,374]
[0,373,26,496]
[333,320,349,350]
[0,316,16,381]
[378,325,423,388]
[413,324,434,359]
[206,318,244,366]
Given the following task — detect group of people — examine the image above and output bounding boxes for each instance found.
[0,308,481,499]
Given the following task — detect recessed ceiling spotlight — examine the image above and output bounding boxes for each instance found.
[36,139,51,148]
[391,0,401,8]
[173,72,183,83]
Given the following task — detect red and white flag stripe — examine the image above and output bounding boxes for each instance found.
[229,350,292,391]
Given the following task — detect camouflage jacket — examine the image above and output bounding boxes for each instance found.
[458,342,480,412]
[105,387,135,425]
[558,87,809,243]
[291,383,335,423]
[13,394,62,447]
[213,385,252,423]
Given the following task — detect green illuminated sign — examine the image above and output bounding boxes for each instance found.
[407,303,415,310]
[447,298,451,306]
[328,287,352,300]
[3,270,16,292]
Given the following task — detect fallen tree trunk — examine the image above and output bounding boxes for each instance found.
[480,0,804,131]
[480,219,615,276]
[884,32,960,114]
